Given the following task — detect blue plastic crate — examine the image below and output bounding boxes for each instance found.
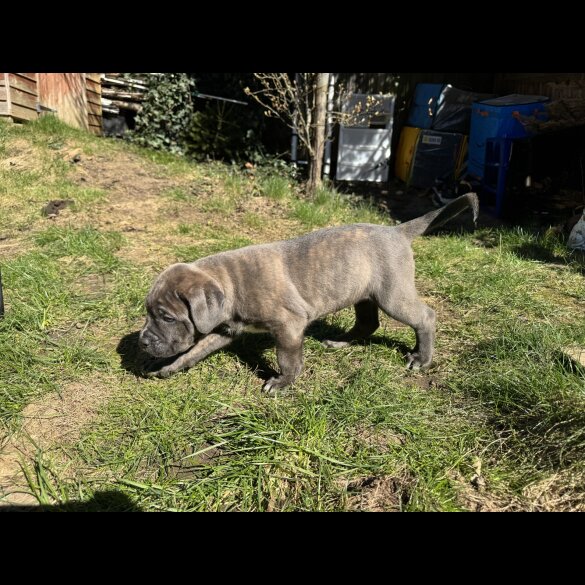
[468,94,549,180]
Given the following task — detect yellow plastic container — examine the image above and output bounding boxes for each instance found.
[395,126,421,182]
[455,135,468,178]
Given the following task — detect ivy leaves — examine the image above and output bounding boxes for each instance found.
[129,73,196,155]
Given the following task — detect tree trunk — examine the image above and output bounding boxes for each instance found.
[307,73,330,197]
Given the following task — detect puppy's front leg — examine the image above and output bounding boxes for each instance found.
[146,333,233,378]
[263,323,305,395]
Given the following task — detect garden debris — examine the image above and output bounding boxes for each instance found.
[470,457,486,491]
[57,147,83,164]
[42,199,74,218]
[524,97,585,133]
[100,73,149,138]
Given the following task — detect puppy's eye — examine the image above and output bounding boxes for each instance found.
[162,315,175,323]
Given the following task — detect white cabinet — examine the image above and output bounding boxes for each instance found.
[336,127,392,182]
[335,93,395,183]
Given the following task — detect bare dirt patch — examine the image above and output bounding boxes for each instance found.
[68,152,183,231]
[73,272,110,298]
[3,138,301,271]
[333,467,416,512]
[43,149,206,267]
[73,150,182,198]
[167,442,223,480]
[0,377,115,507]
[343,474,414,512]
[0,238,24,258]
[409,374,440,391]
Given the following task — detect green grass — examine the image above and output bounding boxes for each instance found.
[261,175,290,200]
[449,322,585,468]
[128,145,196,176]
[0,118,108,236]
[1,118,585,511]
[165,188,190,202]
[291,186,385,229]
[34,226,124,272]
[0,250,114,422]
[25,115,90,143]
[174,235,254,261]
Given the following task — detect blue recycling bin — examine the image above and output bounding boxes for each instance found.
[407,83,445,129]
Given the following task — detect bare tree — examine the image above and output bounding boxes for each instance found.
[245,73,388,196]
[245,73,330,197]
[310,73,329,195]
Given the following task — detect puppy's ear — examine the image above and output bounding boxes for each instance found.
[181,277,225,335]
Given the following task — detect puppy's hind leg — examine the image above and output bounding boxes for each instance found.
[375,291,436,370]
[322,300,379,349]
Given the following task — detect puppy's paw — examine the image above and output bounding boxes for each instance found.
[262,377,294,396]
[405,352,431,371]
[144,361,176,379]
[322,339,351,349]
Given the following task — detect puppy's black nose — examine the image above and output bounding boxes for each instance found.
[139,337,150,349]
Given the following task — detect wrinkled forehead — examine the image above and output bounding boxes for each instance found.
[146,286,182,314]
[146,265,189,313]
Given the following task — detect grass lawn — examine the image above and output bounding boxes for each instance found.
[0,117,584,511]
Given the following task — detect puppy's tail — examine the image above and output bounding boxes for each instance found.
[396,192,480,241]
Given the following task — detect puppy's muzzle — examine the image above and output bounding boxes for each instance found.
[139,330,159,355]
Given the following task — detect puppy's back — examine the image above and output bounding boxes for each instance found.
[195,223,409,318]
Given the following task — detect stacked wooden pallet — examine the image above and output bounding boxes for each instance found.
[101,73,148,115]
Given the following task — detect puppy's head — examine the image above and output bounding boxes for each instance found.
[138,264,225,358]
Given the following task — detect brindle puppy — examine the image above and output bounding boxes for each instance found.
[139,193,478,393]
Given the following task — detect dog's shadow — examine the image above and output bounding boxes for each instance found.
[115,330,278,380]
[0,490,142,512]
[306,320,410,354]
[116,331,161,376]
[116,321,411,381]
